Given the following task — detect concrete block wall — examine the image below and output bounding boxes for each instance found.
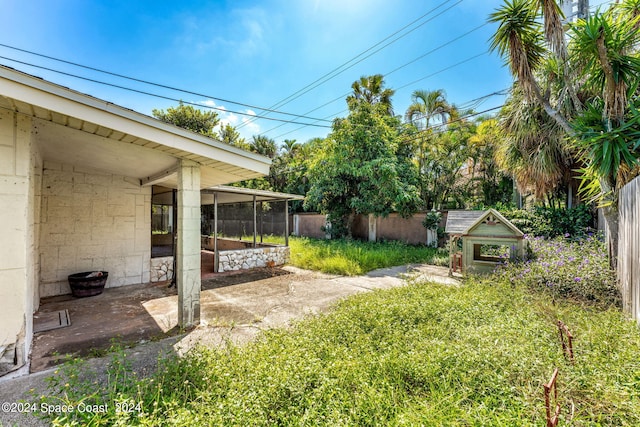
[0,110,39,377]
[39,162,151,297]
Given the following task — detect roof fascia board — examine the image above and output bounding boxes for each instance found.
[0,68,271,175]
[204,185,305,201]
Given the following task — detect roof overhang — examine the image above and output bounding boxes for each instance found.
[201,185,306,205]
[0,65,271,189]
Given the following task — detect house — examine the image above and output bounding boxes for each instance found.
[445,209,525,274]
[0,65,271,377]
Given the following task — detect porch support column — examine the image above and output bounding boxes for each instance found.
[213,192,219,273]
[259,202,264,244]
[253,195,257,248]
[284,200,289,246]
[177,160,201,327]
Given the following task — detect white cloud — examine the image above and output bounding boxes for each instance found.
[240,115,261,136]
[195,100,261,140]
[199,99,219,108]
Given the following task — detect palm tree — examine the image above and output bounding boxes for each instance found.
[489,0,573,133]
[281,139,300,156]
[489,0,640,264]
[404,89,452,130]
[249,135,277,159]
[346,74,395,115]
[496,86,576,203]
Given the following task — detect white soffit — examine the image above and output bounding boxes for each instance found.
[0,66,271,187]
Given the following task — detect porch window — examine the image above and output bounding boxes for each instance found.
[151,186,175,258]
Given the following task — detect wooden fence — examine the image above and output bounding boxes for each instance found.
[618,176,640,324]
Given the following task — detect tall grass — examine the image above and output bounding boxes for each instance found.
[209,235,448,275]
[42,278,640,426]
[289,237,448,275]
[40,235,640,426]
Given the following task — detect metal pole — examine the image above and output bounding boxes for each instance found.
[285,199,289,246]
[253,195,257,248]
[214,192,218,273]
[260,201,264,244]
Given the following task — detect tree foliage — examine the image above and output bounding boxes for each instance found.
[305,99,421,238]
[346,74,395,116]
[489,0,640,265]
[152,102,220,137]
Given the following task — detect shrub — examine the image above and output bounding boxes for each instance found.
[493,235,620,308]
[499,205,595,238]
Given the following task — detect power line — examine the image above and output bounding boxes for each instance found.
[0,56,332,128]
[396,51,489,91]
[236,0,462,130]
[0,42,332,123]
[266,52,493,139]
[260,29,491,138]
[271,90,508,141]
[384,22,489,77]
[403,104,504,143]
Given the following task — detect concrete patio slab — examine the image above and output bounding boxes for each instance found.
[1,263,457,427]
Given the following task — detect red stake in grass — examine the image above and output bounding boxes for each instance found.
[544,367,560,427]
[557,320,574,362]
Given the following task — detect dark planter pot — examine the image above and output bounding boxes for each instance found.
[68,271,108,298]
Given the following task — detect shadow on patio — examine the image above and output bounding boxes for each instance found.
[31,251,291,373]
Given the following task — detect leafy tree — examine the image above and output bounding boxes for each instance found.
[249,135,278,159]
[152,101,220,137]
[346,74,395,115]
[305,99,421,238]
[219,123,249,150]
[489,0,640,264]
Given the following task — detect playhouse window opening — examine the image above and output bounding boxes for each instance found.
[473,244,511,262]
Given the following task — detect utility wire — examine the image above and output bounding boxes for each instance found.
[236,0,462,130]
[402,104,504,143]
[260,21,490,137]
[0,56,332,128]
[272,90,507,141]
[268,51,492,139]
[0,42,332,123]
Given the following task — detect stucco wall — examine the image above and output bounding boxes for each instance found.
[39,162,151,297]
[374,213,429,245]
[293,213,328,239]
[294,212,434,245]
[0,111,39,377]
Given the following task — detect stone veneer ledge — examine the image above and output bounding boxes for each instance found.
[217,246,289,272]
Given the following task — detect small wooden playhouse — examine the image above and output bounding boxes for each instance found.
[445,209,525,275]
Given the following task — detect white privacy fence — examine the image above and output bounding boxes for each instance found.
[618,176,640,324]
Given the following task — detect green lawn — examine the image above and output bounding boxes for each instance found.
[288,237,448,275]
[42,236,640,426]
[222,235,449,276]
[44,278,640,426]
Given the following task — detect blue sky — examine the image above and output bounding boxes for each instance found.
[0,0,613,146]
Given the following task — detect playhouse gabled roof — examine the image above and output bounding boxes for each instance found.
[445,208,524,237]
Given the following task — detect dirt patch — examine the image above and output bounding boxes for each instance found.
[201,267,292,290]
